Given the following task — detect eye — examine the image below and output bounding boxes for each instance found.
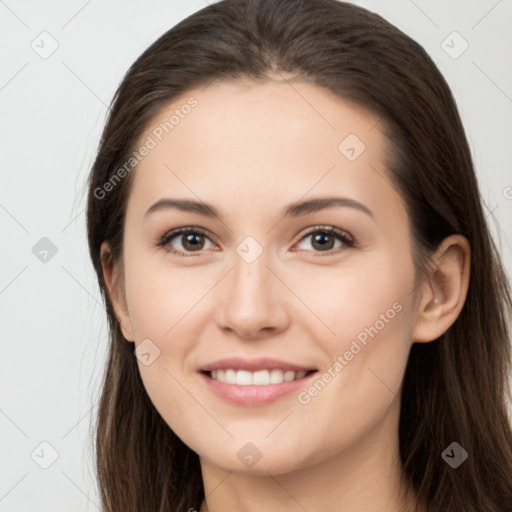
[157,227,215,257]
[157,225,355,258]
[293,225,355,257]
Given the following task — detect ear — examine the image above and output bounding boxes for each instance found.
[100,241,135,342]
[412,234,471,343]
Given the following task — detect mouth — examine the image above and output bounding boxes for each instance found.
[198,368,319,406]
[200,368,317,385]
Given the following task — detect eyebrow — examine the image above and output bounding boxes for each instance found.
[144,196,374,220]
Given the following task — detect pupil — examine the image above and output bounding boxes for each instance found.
[184,233,203,250]
[313,232,334,250]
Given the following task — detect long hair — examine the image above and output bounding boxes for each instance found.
[85,1,512,510]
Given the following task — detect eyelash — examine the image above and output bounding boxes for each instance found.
[156,225,355,258]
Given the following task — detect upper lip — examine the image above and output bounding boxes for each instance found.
[199,357,317,372]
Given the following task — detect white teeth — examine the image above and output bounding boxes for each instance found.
[253,370,270,385]
[225,369,236,384]
[210,369,309,385]
[283,370,295,382]
[236,370,253,385]
[270,369,284,384]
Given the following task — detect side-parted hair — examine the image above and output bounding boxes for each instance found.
[85,1,512,510]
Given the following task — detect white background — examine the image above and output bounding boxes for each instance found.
[1,0,511,510]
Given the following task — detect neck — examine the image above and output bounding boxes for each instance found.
[198,397,425,512]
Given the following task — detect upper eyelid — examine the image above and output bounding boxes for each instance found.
[294,226,355,250]
[162,226,216,244]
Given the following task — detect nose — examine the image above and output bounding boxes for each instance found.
[215,250,290,339]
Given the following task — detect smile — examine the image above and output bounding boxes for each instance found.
[199,369,318,406]
[209,368,313,385]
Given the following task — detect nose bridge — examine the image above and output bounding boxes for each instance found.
[216,236,287,336]
[230,240,274,311]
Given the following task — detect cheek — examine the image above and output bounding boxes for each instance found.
[301,251,416,416]
[301,250,416,414]
[290,282,414,467]
[123,258,214,408]
[124,252,215,342]
[295,250,415,349]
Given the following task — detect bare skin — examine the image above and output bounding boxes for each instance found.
[101,74,470,512]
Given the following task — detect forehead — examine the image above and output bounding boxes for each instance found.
[138,77,381,163]
[126,78,403,227]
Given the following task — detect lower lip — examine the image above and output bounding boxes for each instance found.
[198,371,317,406]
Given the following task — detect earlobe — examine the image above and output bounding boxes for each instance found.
[100,241,135,342]
[412,234,471,343]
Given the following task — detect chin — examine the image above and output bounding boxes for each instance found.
[197,438,323,476]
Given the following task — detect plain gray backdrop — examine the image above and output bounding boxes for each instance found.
[1,0,511,510]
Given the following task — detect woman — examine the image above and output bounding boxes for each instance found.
[85,0,512,510]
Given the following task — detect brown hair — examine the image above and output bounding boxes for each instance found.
[85,0,512,510]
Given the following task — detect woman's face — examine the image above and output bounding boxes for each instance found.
[106,77,423,475]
